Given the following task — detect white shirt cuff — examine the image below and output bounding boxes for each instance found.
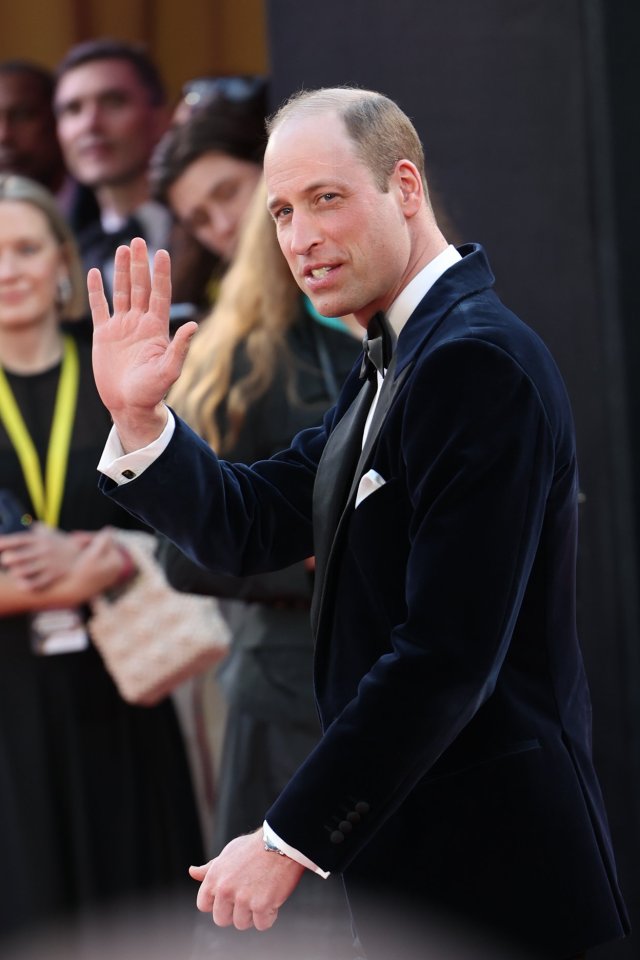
[263,820,330,878]
[97,409,176,485]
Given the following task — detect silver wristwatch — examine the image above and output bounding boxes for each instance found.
[263,836,286,856]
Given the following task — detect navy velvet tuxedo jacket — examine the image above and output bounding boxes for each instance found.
[100,245,628,955]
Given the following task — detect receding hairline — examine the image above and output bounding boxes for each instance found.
[266,86,388,133]
[266,85,428,196]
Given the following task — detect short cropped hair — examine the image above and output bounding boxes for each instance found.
[55,38,166,107]
[267,87,428,197]
[0,60,55,100]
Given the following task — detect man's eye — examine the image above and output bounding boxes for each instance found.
[274,206,293,220]
[10,108,35,124]
[102,92,129,109]
[57,102,80,118]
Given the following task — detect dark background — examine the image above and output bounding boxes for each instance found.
[265,2,640,956]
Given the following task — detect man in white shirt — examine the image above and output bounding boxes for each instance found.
[89,88,627,960]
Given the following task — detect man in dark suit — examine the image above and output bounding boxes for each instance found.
[89,88,628,959]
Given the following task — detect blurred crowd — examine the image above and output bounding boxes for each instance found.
[0,38,364,960]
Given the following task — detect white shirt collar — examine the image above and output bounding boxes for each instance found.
[386,244,462,339]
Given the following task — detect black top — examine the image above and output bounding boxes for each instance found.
[0,331,203,942]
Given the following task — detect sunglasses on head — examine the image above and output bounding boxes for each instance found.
[180,75,267,110]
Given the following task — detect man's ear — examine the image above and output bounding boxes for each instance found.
[392,159,423,218]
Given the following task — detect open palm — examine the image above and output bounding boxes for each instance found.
[88,237,197,420]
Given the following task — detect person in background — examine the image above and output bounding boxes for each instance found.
[0,59,98,234]
[0,60,66,193]
[53,38,170,305]
[160,180,361,958]
[0,174,202,944]
[150,75,267,319]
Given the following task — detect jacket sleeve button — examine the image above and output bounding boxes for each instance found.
[355,801,370,815]
[330,830,345,844]
[338,820,353,834]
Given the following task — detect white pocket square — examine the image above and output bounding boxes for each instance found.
[355,469,386,508]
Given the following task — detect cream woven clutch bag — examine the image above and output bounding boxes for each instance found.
[89,530,230,705]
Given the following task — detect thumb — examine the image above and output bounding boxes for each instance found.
[189,861,212,881]
[172,318,198,360]
[163,320,199,387]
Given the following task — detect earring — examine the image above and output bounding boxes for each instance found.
[57,275,72,306]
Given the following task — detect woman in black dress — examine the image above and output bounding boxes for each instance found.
[0,175,202,944]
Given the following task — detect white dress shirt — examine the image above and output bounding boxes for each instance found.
[361,244,461,445]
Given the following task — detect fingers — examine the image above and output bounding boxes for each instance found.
[14,567,57,591]
[79,529,116,563]
[148,248,172,319]
[114,240,171,319]
[130,236,152,312]
[0,537,40,572]
[90,239,174,333]
[212,894,234,927]
[209,893,274,931]
[233,903,256,932]
[193,860,217,913]
[87,267,110,326]
[252,905,279,931]
[112,245,132,315]
[0,532,32,551]
[190,834,296,933]
[191,863,264,930]
[69,530,94,548]
[0,550,51,589]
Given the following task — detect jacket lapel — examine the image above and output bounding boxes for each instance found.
[345,355,413,507]
[311,377,376,635]
[310,357,413,638]
[310,244,496,641]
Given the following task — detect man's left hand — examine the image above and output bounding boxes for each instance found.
[189,829,305,931]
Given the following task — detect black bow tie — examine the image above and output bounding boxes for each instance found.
[360,312,394,381]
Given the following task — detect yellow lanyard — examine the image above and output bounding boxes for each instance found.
[0,335,80,527]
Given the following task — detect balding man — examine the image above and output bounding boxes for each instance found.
[89,87,628,960]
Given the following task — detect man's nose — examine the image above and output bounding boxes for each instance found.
[74,102,102,133]
[289,212,321,256]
